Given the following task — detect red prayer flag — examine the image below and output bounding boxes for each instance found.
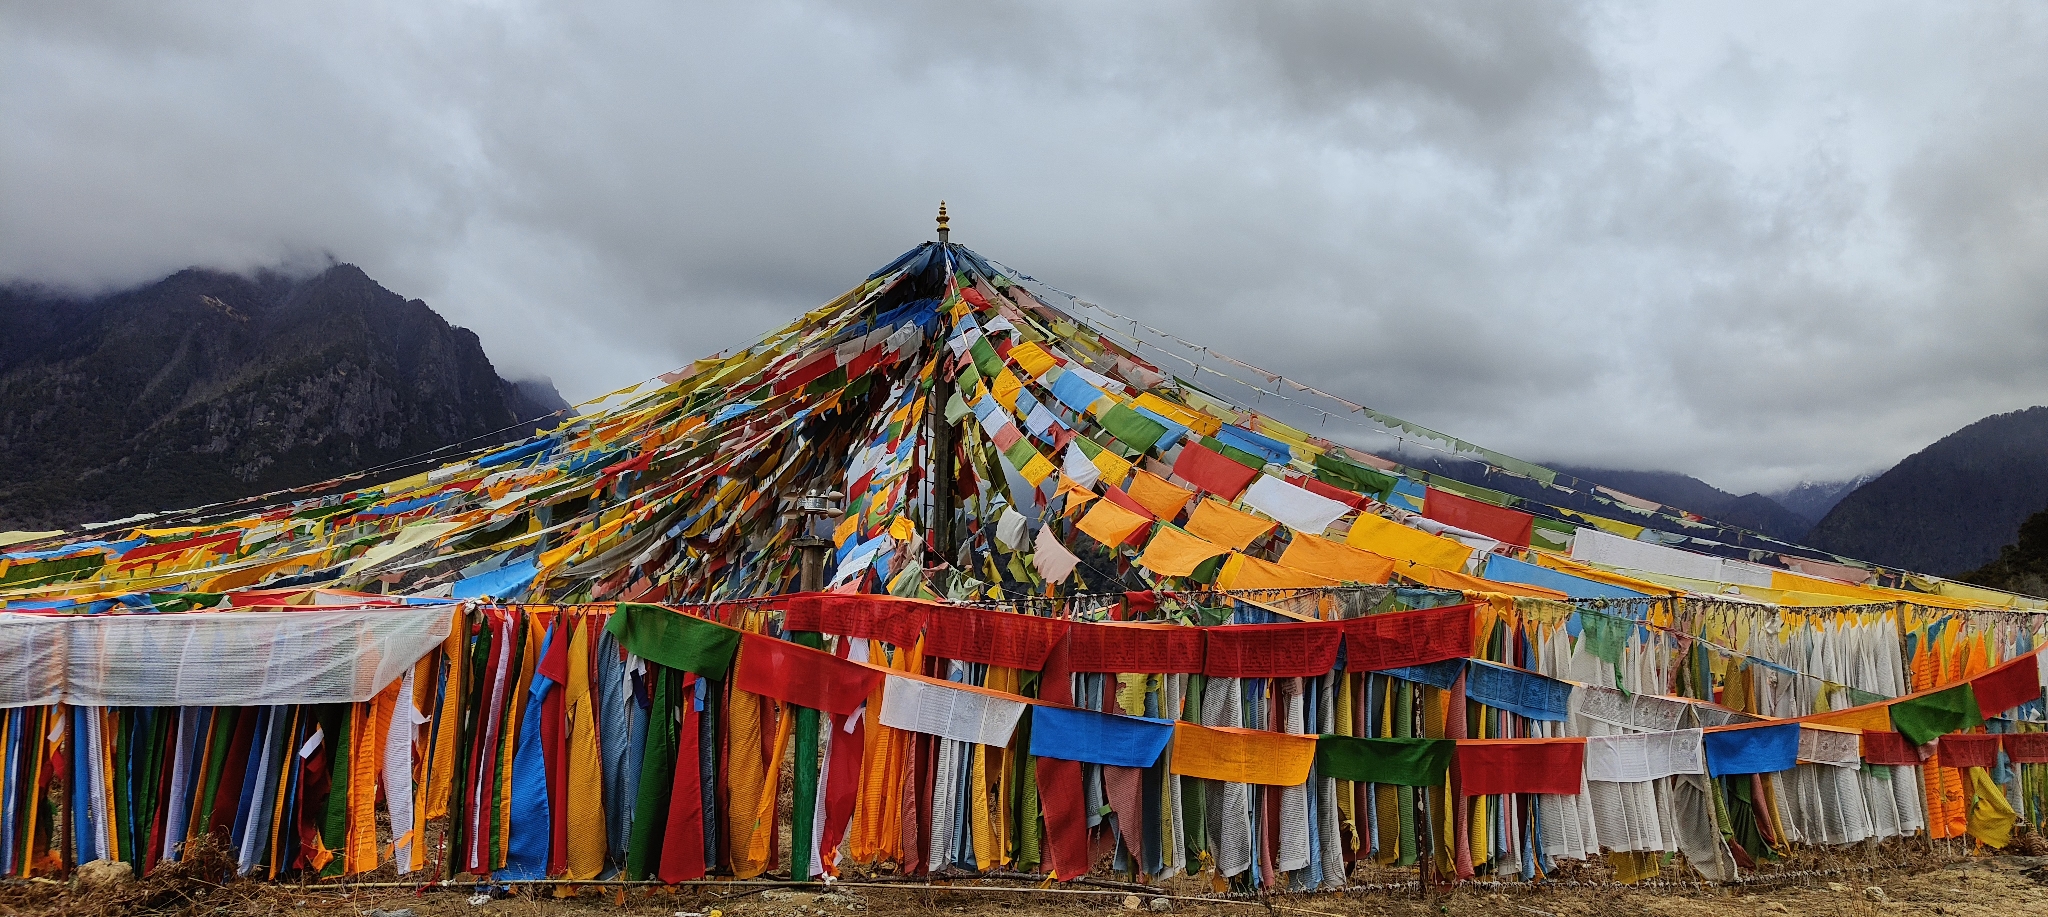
[1422,487,1534,548]
[1970,652,2042,720]
[918,604,1073,669]
[658,673,707,881]
[1937,734,2000,769]
[731,632,883,716]
[1201,621,1343,678]
[782,593,928,646]
[1859,731,1921,766]
[1341,604,1475,672]
[1455,739,1585,796]
[1172,441,1260,500]
[2003,733,2048,764]
[1066,622,1205,674]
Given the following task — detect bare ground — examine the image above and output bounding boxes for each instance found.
[11,849,2048,917]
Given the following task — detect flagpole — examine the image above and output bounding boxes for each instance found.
[930,202,957,565]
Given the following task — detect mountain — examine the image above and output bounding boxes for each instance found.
[1960,505,2048,598]
[1806,407,2048,575]
[0,264,566,530]
[1545,465,1815,543]
[1767,476,1872,525]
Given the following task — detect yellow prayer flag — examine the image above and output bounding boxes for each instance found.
[1020,453,1056,487]
[1126,469,1194,520]
[1092,449,1134,489]
[991,370,1023,412]
[1168,722,1316,785]
[1134,392,1220,437]
[1185,498,1276,551]
[1077,498,1152,549]
[1344,513,1472,572]
[1009,341,1058,378]
[1216,551,1338,590]
[1136,526,1228,578]
[1278,532,1396,585]
[889,516,918,542]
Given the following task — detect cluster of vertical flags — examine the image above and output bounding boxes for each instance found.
[5,588,2046,889]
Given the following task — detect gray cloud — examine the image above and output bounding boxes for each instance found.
[4,0,2046,493]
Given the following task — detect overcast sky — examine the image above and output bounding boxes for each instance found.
[5,1,2046,494]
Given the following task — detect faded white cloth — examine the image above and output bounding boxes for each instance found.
[879,675,1026,746]
[1032,524,1081,584]
[1243,474,1350,536]
[1061,443,1101,488]
[1584,729,1704,782]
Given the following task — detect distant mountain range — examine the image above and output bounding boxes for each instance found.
[0,264,566,530]
[1805,407,2048,576]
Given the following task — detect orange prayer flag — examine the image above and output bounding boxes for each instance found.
[1803,704,1893,732]
[1077,498,1152,550]
[1168,722,1316,785]
[1136,526,1228,578]
[1277,532,1396,584]
[1216,551,1338,590]
[1185,498,1275,551]
[1127,469,1195,520]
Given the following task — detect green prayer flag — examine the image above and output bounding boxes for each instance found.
[1002,439,1039,471]
[1313,453,1396,499]
[970,337,1004,380]
[1890,682,1981,746]
[944,390,971,425]
[606,603,741,678]
[1100,403,1167,454]
[1578,612,1628,678]
[1313,735,1453,787]
[626,667,679,879]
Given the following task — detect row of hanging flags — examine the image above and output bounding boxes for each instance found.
[2,238,2048,888]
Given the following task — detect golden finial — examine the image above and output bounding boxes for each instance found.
[936,201,950,242]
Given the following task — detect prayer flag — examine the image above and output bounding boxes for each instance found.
[1970,652,2041,720]
[1345,513,1472,571]
[1889,682,1981,746]
[1065,621,1205,674]
[1703,723,1799,776]
[604,604,740,678]
[1168,723,1315,785]
[1455,739,1584,796]
[1172,441,1259,500]
[1422,487,1533,548]
[1341,604,1474,672]
[1028,708,1174,768]
[1185,499,1275,551]
[1313,735,1452,787]
[1202,621,1343,678]
[1242,474,1349,535]
[1278,532,1395,584]
[1136,526,1227,578]
[732,633,883,716]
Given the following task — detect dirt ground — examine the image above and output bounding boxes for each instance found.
[12,851,2048,917]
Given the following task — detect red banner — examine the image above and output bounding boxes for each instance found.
[1201,621,1344,678]
[1066,622,1205,674]
[1171,441,1260,500]
[1422,487,1533,548]
[1937,734,2000,769]
[1859,731,1921,766]
[1341,604,1475,672]
[1971,652,2042,720]
[918,604,1072,670]
[731,632,882,716]
[1455,739,1584,796]
[2003,733,2048,764]
[781,593,928,646]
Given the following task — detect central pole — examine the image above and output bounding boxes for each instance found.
[929,202,956,565]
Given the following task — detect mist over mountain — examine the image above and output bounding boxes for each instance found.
[1767,477,1873,525]
[0,264,565,530]
[1805,407,2048,576]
